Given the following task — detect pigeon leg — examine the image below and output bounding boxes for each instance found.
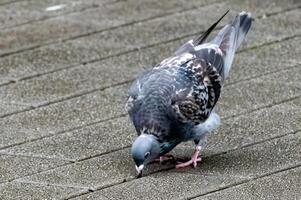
[176,146,202,168]
[176,134,207,168]
[176,113,220,169]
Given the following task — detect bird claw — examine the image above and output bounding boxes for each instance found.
[175,148,202,168]
[176,157,202,168]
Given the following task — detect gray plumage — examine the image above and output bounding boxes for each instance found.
[127,11,252,175]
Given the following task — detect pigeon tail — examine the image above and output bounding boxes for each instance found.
[211,11,252,79]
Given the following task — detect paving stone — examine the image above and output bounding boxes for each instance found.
[0,0,22,5]
[0,116,136,161]
[0,154,69,182]
[196,166,301,200]
[0,59,141,106]
[0,84,128,149]
[229,0,299,17]
[0,0,299,82]
[72,132,301,199]
[0,38,300,117]
[0,0,112,29]
[0,0,218,55]
[220,66,301,117]
[229,37,301,84]
[244,8,301,49]
[95,172,243,200]
[0,101,28,117]
[0,181,87,200]
[18,149,138,189]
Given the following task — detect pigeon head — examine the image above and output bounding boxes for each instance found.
[131,134,160,177]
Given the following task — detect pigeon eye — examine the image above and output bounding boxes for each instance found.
[144,152,150,159]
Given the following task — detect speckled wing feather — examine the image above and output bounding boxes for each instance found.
[126,53,198,134]
[126,69,152,126]
[169,11,252,124]
[127,25,226,127]
[127,50,223,125]
[170,50,223,124]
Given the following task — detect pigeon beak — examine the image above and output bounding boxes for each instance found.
[135,164,144,178]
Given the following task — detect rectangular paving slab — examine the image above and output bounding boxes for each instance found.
[92,172,244,200]
[0,116,136,161]
[69,131,301,199]
[0,0,219,56]
[0,181,88,200]
[229,37,301,84]
[0,101,29,117]
[220,66,301,117]
[0,0,113,29]
[17,149,137,189]
[195,166,301,200]
[0,154,69,183]
[0,0,299,83]
[0,0,23,5]
[0,84,128,149]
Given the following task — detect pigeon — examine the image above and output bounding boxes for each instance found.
[126,10,252,177]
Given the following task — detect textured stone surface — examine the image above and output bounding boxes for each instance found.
[18,149,138,189]
[73,132,301,199]
[0,1,300,199]
[0,0,299,83]
[0,181,87,200]
[0,154,69,182]
[0,101,28,117]
[0,8,300,114]
[229,37,301,84]
[0,0,113,29]
[0,84,128,149]
[0,0,218,55]
[0,116,135,161]
[85,172,243,200]
[196,166,301,200]
[220,66,301,117]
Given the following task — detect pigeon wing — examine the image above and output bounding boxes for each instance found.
[126,69,152,121]
[171,54,222,124]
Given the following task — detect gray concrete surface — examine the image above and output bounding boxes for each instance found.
[197,165,301,200]
[0,0,300,199]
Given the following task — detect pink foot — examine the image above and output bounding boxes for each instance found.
[176,149,202,168]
